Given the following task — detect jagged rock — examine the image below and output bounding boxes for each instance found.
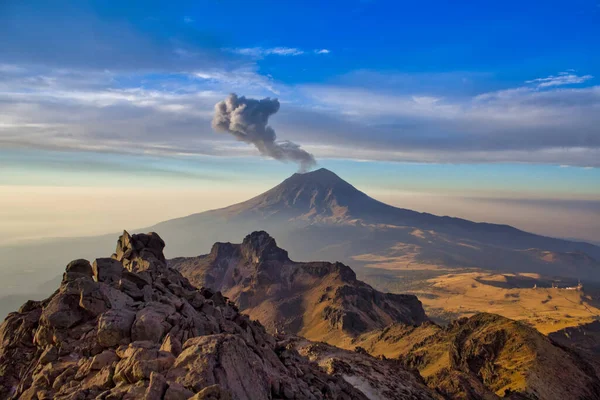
[160,333,182,357]
[171,231,427,341]
[0,231,431,400]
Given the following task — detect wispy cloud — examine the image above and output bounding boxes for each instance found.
[193,65,279,94]
[226,47,331,58]
[229,47,305,57]
[526,72,594,88]
[1,63,598,168]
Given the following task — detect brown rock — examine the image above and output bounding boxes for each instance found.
[91,349,119,370]
[78,280,110,316]
[97,309,136,347]
[40,294,83,329]
[164,382,194,400]
[92,258,124,284]
[39,345,58,364]
[167,334,271,400]
[143,372,168,400]
[160,333,182,356]
[114,344,175,384]
[63,259,93,282]
[131,308,166,343]
[190,385,233,400]
[81,364,115,390]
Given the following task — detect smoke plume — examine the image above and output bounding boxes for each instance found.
[212,93,316,172]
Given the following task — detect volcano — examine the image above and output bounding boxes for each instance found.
[150,168,600,279]
[1,168,599,321]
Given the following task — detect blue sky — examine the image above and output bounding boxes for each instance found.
[1,0,599,242]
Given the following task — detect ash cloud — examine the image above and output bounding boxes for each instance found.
[212,93,316,172]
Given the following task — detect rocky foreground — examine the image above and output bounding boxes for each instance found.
[0,231,436,400]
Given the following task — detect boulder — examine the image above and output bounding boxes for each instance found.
[131,308,166,343]
[114,343,175,384]
[90,349,119,370]
[160,333,182,357]
[97,309,136,347]
[143,371,168,400]
[63,259,93,282]
[92,258,123,284]
[40,293,83,329]
[164,381,194,400]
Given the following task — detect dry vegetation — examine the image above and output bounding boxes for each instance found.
[355,250,600,335]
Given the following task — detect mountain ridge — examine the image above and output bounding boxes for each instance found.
[170,231,427,342]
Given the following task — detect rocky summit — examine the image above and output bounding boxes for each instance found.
[0,231,437,400]
[169,231,427,345]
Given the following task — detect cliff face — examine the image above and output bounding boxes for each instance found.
[0,231,438,400]
[170,231,427,344]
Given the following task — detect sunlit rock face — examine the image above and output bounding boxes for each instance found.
[170,230,428,341]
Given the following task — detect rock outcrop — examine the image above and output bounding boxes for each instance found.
[0,231,425,400]
[289,336,441,400]
[170,231,427,345]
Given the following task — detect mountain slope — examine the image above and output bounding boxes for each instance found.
[1,168,598,321]
[354,314,600,400]
[155,168,600,280]
[173,231,600,400]
[169,231,427,345]
[0,231,437,400]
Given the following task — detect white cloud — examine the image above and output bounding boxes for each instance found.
[193,66,280,94]
[1,65,598,167]
[227,47,331,58]
[228,47,305,57]
[526,72,594,88]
